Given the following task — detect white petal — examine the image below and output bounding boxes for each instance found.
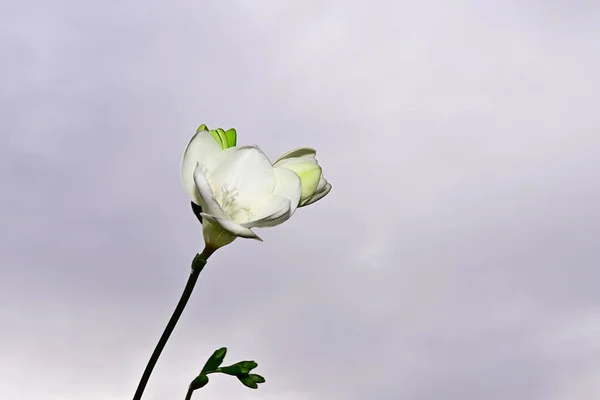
[181,131,224,204]
[274,158,322,203]
[243,195,292,228]
[200,213,262,241]
[210,145,275,208]
[302,182,332,206]
[273,167,302,215]
[274,147,316,164]
[314,173,328,194]
[193,162,228,218]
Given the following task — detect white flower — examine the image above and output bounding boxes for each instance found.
[274,148,332,206]
[181,126,305,250]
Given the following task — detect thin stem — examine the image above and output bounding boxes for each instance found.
[184,387,194,400]
[132,248,214,400]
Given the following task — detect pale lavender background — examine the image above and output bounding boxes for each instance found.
[2,1,600,399]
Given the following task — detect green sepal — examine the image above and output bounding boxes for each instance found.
[196,124,209,133]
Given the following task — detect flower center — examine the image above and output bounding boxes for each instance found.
[220,185,237,211]
[218,184,252,222]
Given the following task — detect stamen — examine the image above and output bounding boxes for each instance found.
[218,185,256,223]
[219,185,239,212]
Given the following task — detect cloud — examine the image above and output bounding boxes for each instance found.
[2,0,599,399]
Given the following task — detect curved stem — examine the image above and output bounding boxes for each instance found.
[133,248,214,400]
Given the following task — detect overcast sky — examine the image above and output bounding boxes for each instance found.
[2,1,600,399]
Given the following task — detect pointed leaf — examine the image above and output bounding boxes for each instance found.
[201,347,227,374]
[248,374,265,384]
[237,374,259,389]
[219,361,258,376]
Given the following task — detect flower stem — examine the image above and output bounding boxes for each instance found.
[184,387,194,400]
[132,248,214,400]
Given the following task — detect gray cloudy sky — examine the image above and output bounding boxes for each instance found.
[2,0,600,399]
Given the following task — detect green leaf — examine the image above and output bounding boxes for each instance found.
[248,374,265,384]
[219,365,247,375]
[219,361,258,376]
[225,128,237,147]
[196,124,209,133]
[189,374,209,390]
[237,374,259,389]
[201,347,227,374]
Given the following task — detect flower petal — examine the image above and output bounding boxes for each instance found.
[243,195,292,228]
[273,158,322,204]
[274,148,317,163]
[273,167,302,214]
[210,145,275,209]
[210,128,237,150]
[302,182,332,206]
[193,162,228,218]
[182,131,224,204]
[274,147,316,164]
[314,172,328,193]
[209,129,228,149]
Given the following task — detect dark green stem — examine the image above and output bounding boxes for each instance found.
[184,387,194,400]
[132,248,214,400]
